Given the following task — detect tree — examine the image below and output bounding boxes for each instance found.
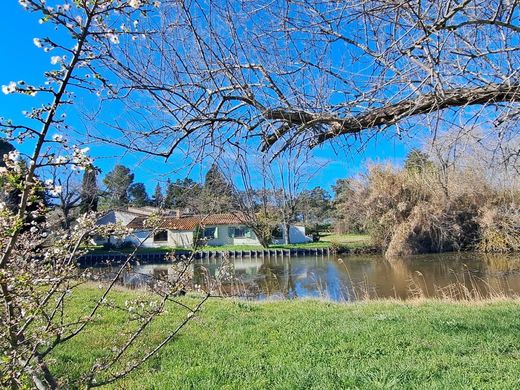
[128,183,150,207]
[0,138,14,167]
[103,165,134,209]
[199,164,235,213]
[86,1,518,160]
[404,149,434,173]
[0,2,209,388]
[164,178,202,209]
[296,187,332,226]
[152,182,164,208]
[332,178,369,234]
[80,167,99,214]
[51,170,82,229]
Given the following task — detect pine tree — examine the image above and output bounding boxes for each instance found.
[0,138,14,167]
[103,165,134,208]
[128,183,149,207]
[199,164,235,213]
[152,182,164,207]
[80,167,99,213]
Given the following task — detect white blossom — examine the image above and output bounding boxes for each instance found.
[50,56,62,65]
[54,156,67,164]
[49,185,62,196]
[71,145,93,170]
[2,81,17,95]
[33,38,43,48]
[153,1,161,7]
[128,0,143,9]
[8,151,20,162]
[63,4,71,11]
[108,34,120,44]
[19,0,29,8]
[52,134,64,142]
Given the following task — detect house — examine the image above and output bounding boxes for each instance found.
[95,209,311,248]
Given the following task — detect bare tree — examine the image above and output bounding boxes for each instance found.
[85,1,520,158]
[49,169,82,229]
[0,1,210,388]
[220,150,325,245]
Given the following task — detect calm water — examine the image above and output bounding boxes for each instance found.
[89,252,520,301]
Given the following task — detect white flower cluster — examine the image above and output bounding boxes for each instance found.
[51,56,65,65]
[44,179,63,197]
[128,0,143,9]
[107,33,120,44]
[71,145,93,171]
[8,150,20,162]
[52,133,64,142]
[2,81,17,95]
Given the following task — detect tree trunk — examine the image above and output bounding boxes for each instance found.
[283,222,290,245]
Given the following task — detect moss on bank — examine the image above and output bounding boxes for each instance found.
[50,286,520,389]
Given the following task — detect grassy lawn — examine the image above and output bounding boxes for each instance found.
[320,233,371,248]
[50,286,520,389]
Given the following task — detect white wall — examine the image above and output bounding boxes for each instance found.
[95,223,309,248]
[271,225,310,245]
[168,230,193,248]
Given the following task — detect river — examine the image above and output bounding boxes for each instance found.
[88,252,520,301]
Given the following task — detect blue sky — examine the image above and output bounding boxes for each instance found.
[0,2,416,194]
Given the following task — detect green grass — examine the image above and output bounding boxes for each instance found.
[50,286,520,389]
[320,233,371,248]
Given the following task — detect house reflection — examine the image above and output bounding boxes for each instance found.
[90,252,520,301]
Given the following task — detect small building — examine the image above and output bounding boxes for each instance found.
[95,210,311,248]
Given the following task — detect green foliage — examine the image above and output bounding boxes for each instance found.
[0,138,14,167]
[404,148,435,173]
[50,287,520,389]
[80,167,99,213]
[128,182,150,207]
[199,164,235,213]
[164,178,202,209]
[103,165,134,208]
[296,186,332,225]
[152,182,164,207]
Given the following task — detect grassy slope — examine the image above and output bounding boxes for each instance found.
[51,287,520,389]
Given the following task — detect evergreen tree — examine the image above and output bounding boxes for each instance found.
[103,165,134,208]
[80,167,99,213]
[128,183,149,207]
[404,149,434,173]
[0,138,14,167]
[152,182,164,207]
[164,178,202,209]
[199,164,235,213]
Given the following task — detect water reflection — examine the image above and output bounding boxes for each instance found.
[88,252,520,301]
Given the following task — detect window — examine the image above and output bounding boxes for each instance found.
[203,227,217,239]
[231,226,252,238]
[271,226,283,240]
[153,230,168,242]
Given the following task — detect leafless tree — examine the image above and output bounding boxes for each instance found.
[0,1,210,388]
[86,0,520,159]
[219,150,325,245]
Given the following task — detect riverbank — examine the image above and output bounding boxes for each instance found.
[80,233,377,265]
[51,286,520,388]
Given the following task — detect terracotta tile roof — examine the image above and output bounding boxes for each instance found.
[127,213,244,231]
